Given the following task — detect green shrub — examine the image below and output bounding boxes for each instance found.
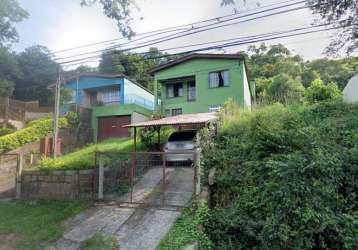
[202,101,358,249]
[0,127,16,136]
[36,139,135,171]
[0,118,68,154]
[139,127,174,149]
[304,78,342,103]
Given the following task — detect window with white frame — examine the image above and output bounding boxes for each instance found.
[209,70,229,88]
[98,88,120,104]
[171,108,182,116]
[167,82,183,98]
[208,105,222,112]
[187,81,196,101]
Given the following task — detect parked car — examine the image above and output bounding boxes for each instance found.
[164,130,197,162]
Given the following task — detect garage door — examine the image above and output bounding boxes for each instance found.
[98,116,131,141]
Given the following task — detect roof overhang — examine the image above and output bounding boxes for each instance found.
[149,53,245,75]
[123,112,218,128]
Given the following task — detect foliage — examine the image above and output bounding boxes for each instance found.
[0,0,28,46]
[305,78,342,103]
[157,201,213,250]
[0,200,87,250]
[0,118,68,154]
[139,126,174,149]
[202,101,358,249]
[0,127,16,137]
[80,233,118,250]
[0,47,21,97]
[99,47,170,90]
[14,45,59,106]
[36,138,137,171]
[65,111,80,127]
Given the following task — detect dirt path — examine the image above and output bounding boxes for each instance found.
[47,167,194,250]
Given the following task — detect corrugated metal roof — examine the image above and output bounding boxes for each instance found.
[123,112,218,128]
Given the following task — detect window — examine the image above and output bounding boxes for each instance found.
[187,81,196,102]
[167,82,183,98]
[171,108,182,116]
[98,88,120,104]
[208,105,222,112]
[165,109,171,117]
[209,70,229,88]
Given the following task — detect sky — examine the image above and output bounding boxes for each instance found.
[14,0,338,69]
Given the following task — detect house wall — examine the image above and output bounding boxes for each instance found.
[64,77,123,106]
[154,58,247,114]
[242,63,252,108]
[91,104,152,142]
[124,79,154,110]
[343,75,358,103]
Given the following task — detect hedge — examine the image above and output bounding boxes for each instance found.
[201,101,358,249]
[0,118,68,154]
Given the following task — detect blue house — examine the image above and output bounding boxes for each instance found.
[61,73,154,142]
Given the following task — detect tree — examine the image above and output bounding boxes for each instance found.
[99,47,168,90]
[14,46,59,106]
[307,0,358,55]
[0,47,21,97]
[304,78,342,103]
[0,0,28,46]
[263,73,305,104]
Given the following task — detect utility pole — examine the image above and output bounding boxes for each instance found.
[53,67,61,158]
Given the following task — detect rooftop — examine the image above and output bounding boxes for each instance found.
[123,112,218,128]
[149,53,245,75]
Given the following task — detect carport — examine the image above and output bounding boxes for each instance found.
[123,112,218,152]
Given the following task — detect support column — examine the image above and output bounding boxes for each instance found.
[16,153,24,199]
[98,157,104,200]
[194,149,201,196]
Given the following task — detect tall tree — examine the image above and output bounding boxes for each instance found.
[14,46,59,106]
[0,47,20,97]
[0,0,28,46]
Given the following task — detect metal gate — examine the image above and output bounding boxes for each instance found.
[96,151,199,209]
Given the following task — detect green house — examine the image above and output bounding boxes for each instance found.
[151,53,254,116]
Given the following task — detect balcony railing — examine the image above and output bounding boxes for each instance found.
[124,94,154,111]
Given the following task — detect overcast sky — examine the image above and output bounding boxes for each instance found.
[14,0,338,68]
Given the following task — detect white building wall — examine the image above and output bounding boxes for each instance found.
[242,64,252,108]
[124,78,155,109]
[343,74,358,103]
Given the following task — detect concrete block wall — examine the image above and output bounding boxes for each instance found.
[21,169,96,200]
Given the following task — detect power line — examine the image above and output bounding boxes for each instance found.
[62,24,350,68]
[54,1,308,62]
[50,0,303,55]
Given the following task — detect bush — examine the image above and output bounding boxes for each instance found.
[202,101,358,249]
[305,78,342,103]
[0,118,68,154]
[138,127,174,150]
[0,127,15,136]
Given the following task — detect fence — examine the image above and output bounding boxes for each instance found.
[96,150,200,208]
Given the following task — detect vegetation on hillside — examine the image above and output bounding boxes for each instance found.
[199,101,358,249]
[0,118,68,154]
[36,138,136,171]
[0,200,87,250]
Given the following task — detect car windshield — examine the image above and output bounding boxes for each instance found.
[168,131,196,142]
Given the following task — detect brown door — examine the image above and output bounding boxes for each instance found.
[97,116,131,141]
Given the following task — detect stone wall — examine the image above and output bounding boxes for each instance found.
[21,169,96,200]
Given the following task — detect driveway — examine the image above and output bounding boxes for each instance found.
[47,167,194,250]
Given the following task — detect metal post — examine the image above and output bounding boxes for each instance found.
[98,156,104,200]
[53,68,62,158]
[194,149,201,196]
[16,153,24,199]
[161,152,166,206]
[157,126,161,150]
[30,153,34,165]
[130,152,134,203]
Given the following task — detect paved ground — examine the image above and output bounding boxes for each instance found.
[47,167,194,250]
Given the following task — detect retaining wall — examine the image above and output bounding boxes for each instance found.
[21,169,96,200]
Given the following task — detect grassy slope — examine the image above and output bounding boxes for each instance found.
[0,200,87,250]
[36,138,138,171]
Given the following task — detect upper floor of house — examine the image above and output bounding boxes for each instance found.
[62,73,155,111]
[151,54,254,116]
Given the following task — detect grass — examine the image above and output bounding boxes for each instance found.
[0,200,88,250]
[157,203,212,250]
[36,138,140,171]
[80,233,118,250]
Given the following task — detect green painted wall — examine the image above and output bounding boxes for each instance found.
[91,104,152,142]
[154,58,245,114]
